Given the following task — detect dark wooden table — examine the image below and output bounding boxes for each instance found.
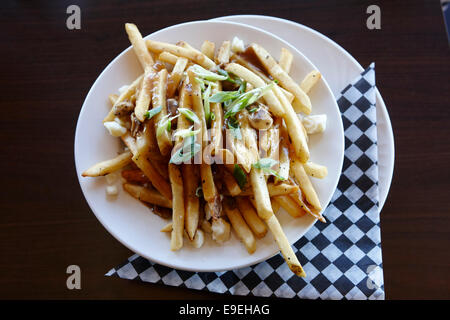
[0,0,449,300]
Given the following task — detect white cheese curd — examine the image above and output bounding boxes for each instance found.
[118,85,129,95]
[211,218,231,244]
[105,172,119,185]
[104,121,127,137]
[191,229,205,248]
[231,36,245,53]
[105,185,118,196]
[300,114,327,134]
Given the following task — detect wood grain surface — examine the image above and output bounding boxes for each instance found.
[0,0,449,299]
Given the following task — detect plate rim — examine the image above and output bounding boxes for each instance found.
[74,19,344,272]
[211,14,395,211]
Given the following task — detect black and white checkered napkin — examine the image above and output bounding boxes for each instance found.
[106,63,385,300]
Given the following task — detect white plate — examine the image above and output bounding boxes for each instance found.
[74,20,344,272]
[212,15,395,211]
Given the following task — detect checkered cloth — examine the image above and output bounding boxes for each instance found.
[106,63,385,300]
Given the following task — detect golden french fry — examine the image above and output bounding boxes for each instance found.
[160,222,172,232]
[277,121,290,181]
[222,168,242,196]
[167,57,188,97]
[265,214,306,277]
[147,40,216,70]
[300,70,321,94]
[224,199,256,254]
[121,132,138,154]
[182,164,200,240]
[251,43,311,114]
[271,198,281,214]
[289,187,326,222]
[273,84,310,163]
[236,197,267,239]
[224,63,285,116]
[135,68,153,122]
[291,158,322,211]
[125,23,154,70]
[104,74,143,122]
[158,51,178,65]
[82,151,132,177]
[132,153,172,200]
[249,168,273,221]
[201,40,215,60]
[169,163,185,251]
[210,82,223,155]
[123,183,172,208]
[216,40,231,65]
[152,69,173,155]
[272,195,306,218]
[303,161,328,179]
[279,48,293,73]
[108,94,118,105]
[236,182,299,197]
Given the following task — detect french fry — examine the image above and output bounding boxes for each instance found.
[251,43,311,114]
[104,74,143,122]
[273,84,310,163]
[265,214,306,277]
[167,57,188,98]
[291,158,322,211]
[123,183,172,208]
[279,48,293,73]
[182,164,200,240]
[224,63,285,116]
[82,151,132,177]
[222,168,242,196]
[108,94,118,105]
[249,168,273,221]
[277,121,290,181]
[272,195,306,218]
[158,51,179,65]
[125,23,154,70]
[216,40,231,65]
[121,169,149,184]
[289,187,326,222]
[271,198,281,214]
[224,198,256,254]
[236,197,267,238]
[169,163,185,251]
[210,82,223,155]
[303,161,328,179]
[300,70,321,94]
[132,153,172,200]
[201,40,215,60]
[146,40,216,70]
[152,69,173,155]
[237,182,299,197]
[121,132,138,154]
[160,222,172,233]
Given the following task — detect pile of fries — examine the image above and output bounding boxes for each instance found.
[82,23,330,277]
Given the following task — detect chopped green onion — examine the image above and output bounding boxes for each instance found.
[169,137,201,164]
[252,158,286,180]
[191,65,227,81]
[156,114,179,137]
[233,164,247,189]
[224,82,274,119]
[210,112,216,121]
[178,107,200,124]
[195,187,203,197]
[173,126,200,139]
[209,90,241,103]
[203,85,212,126]
[144,106,162,119]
